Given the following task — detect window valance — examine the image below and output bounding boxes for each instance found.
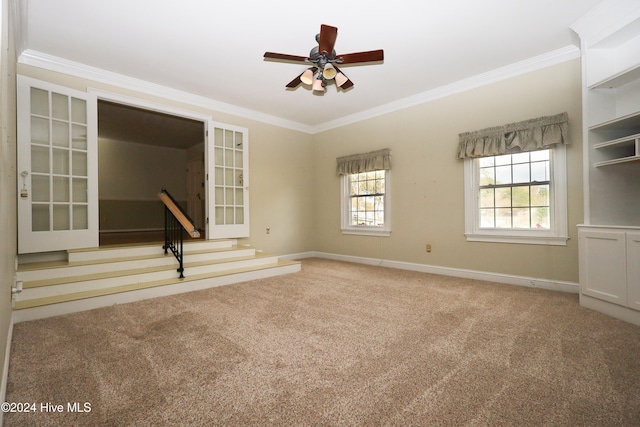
[457,112,569,159]
[336,148,391,176]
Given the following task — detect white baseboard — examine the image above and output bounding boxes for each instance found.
[286,251,579,294]
[0,315,15,427]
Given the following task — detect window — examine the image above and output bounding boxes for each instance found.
[464,146,568,245]
[341,170,390,236]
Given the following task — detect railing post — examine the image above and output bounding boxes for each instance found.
[159,188,198,279]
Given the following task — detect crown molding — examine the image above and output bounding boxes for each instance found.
[310,45,580,133]
[18,46,578,135]
[18,49,314,134]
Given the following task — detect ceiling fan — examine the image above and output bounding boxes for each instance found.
[263,24,384,93]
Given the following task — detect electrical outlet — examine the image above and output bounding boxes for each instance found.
[426,244,432,253]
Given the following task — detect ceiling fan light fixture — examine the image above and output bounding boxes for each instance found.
[300,68,315,85]
[335,72,348,87]
[322,63,337,80]
[312,78,325,92]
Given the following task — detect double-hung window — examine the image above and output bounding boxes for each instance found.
[337,149,391,236]
[459,113,569,245]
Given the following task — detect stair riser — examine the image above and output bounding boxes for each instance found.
[18,256,280,300]
[16,269,180,300]
[68,240,237,263]
[13,263,301,323]
[18,250,256,282]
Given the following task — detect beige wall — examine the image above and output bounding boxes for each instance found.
[17,58,583,283]
[313,60,583,283]
[0,0,17,409]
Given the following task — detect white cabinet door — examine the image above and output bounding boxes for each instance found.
[17,76,98,253]
[579,229,627,306]
[627,232,640,310]
[206,122,249,239]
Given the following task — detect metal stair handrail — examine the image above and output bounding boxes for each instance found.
[158,188,200,278]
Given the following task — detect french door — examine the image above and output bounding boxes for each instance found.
[207,122,249,239]
[17,76,98,253]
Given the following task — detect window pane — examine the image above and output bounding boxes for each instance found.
[512,186,530,207]
[480,167,494,186]
[480,188,494,208]
[530,149,549,161]
[512,163,530,183]
[479,157,494,167]
[495,155,511,166]
[531,161,549,182]
[512,152,529,164]
[480,208,494,228]
[495,188,511,207]
[513,208,530,228]
[532,207,550,229]
[531,185,549,206]
[495,208,512,228]
[495,165,511,184]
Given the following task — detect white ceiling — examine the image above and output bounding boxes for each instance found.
[20,0,603,132]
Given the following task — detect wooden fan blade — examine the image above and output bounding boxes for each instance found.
[264,52,309,63]
[285,67,318,88]
[286,73,304,88]
[333,66,354,90]
[319,24,338,55]
[337,49,384,65]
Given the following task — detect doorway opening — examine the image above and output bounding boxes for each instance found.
[97,100,206,246]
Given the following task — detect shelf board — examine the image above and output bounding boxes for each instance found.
[589,110,640,132]
[593,132,640,149]
[590,65,640,89]
[594,155,640,167]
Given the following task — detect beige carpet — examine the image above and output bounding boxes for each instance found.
[5,258,640,426]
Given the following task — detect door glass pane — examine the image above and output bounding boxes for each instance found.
[51,93,69,120]
[214,147,223,166]
[73,205,88,229]
[72,178,87,203]
[224,169,233,185]
[215,187,224,204]
[235,132,243,149]
[31,117,49,145]
[224,149,233,167]
[215,206,224,225]
[71,98,87,124]
[235,207,244,224]
[31,146,50,173]
[32,205,49,231]
[31,88,49,116]
[52,149,69,174]
[53,204,70,230]
[72,124,87,149]
[235,188,243,206]
[52,120,69,147]
[53,177,70,202]
[225,207,234,224]
[225,188,234,205]
[225,130,234,148]
[32,175,50,202]
[214,128,223,146]
[234,150,243,168]
[72,151,87,176]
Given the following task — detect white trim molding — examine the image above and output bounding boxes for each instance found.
[19,46,580,135]
[286,251,579,294]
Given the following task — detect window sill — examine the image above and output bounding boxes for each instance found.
[342,228,391,237]
[465,232,568,246]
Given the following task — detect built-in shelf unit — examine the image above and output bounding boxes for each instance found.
[571,0,640,325]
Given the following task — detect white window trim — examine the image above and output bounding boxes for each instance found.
[463,145,568,246]
[341,171,391,237]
